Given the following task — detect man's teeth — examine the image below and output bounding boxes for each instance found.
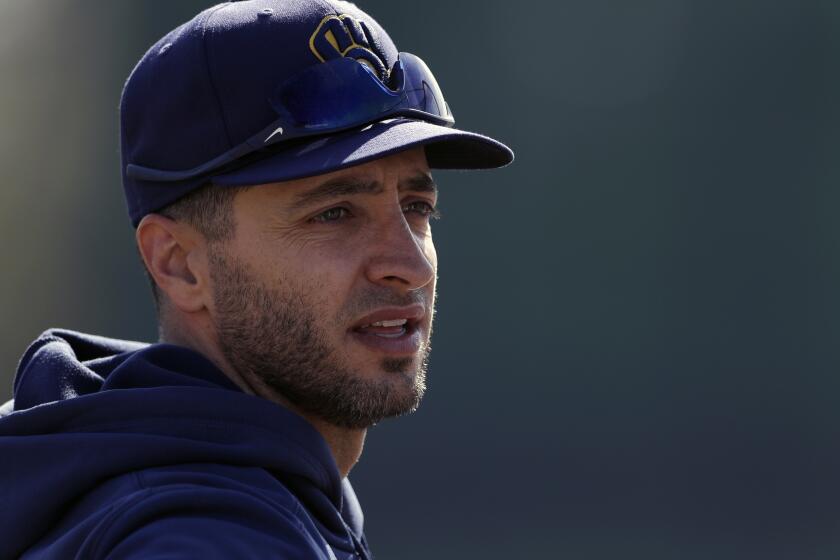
[361,319,407,328]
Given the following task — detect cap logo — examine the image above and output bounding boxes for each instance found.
[309,14,388,81]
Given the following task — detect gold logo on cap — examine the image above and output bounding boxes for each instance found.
[309,14,388,81]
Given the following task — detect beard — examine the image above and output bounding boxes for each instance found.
[209,250,431,430]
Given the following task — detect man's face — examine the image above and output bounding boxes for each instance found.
[209,148,438,429]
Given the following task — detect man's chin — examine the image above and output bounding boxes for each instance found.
[312,371,427,430]
[381,356,416,374]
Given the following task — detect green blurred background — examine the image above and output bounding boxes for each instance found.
[3,0,840,558]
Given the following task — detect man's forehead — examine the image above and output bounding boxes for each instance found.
[267,148,434,196]
[233,149,436,217]
[307,147,431,184]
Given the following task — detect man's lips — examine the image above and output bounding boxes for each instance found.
[351,305,425,332]
[349,305,426,355]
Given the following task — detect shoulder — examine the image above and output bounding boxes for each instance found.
[32,464,334,560]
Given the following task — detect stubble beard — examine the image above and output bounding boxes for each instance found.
[209,250,431,430]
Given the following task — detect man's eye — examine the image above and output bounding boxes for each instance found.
[403,201,440,219]
[312,207,350,223]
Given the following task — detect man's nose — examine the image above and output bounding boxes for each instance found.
[364,211,436,291]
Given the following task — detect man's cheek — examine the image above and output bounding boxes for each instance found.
[423,237,438,271]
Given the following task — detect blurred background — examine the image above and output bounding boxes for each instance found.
[3,0,840,558]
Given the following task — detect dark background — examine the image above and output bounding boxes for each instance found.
[3,1,840,558]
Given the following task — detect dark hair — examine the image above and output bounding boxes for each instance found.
[142,184,251,312]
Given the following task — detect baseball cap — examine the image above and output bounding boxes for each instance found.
[120,0,514,226]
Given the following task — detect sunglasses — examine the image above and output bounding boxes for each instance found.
[127,52,453,183]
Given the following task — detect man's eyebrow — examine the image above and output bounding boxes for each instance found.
[399,173,438,195]
[290,178,384,210]
[289,172,437,211]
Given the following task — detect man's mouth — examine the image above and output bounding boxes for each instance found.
[355,318,408,338]
[349,307,425,355]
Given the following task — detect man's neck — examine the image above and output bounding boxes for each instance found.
[303,417,367,478]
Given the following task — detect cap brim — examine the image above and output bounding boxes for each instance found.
[212,118,513,187]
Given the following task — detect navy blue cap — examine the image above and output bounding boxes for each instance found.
[120,0,513,226]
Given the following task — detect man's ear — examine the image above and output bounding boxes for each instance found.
[136,214,210,313]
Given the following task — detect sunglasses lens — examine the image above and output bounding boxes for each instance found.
[399,53,451,120]
[274,59,402,130]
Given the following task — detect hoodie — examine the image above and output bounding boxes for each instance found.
[0,329,372,560]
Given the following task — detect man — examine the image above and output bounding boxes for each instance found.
[0,0,512,558]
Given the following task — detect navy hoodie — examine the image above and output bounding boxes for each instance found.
[0,329,373,559]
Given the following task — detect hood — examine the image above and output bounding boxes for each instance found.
[0,329,364,559]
